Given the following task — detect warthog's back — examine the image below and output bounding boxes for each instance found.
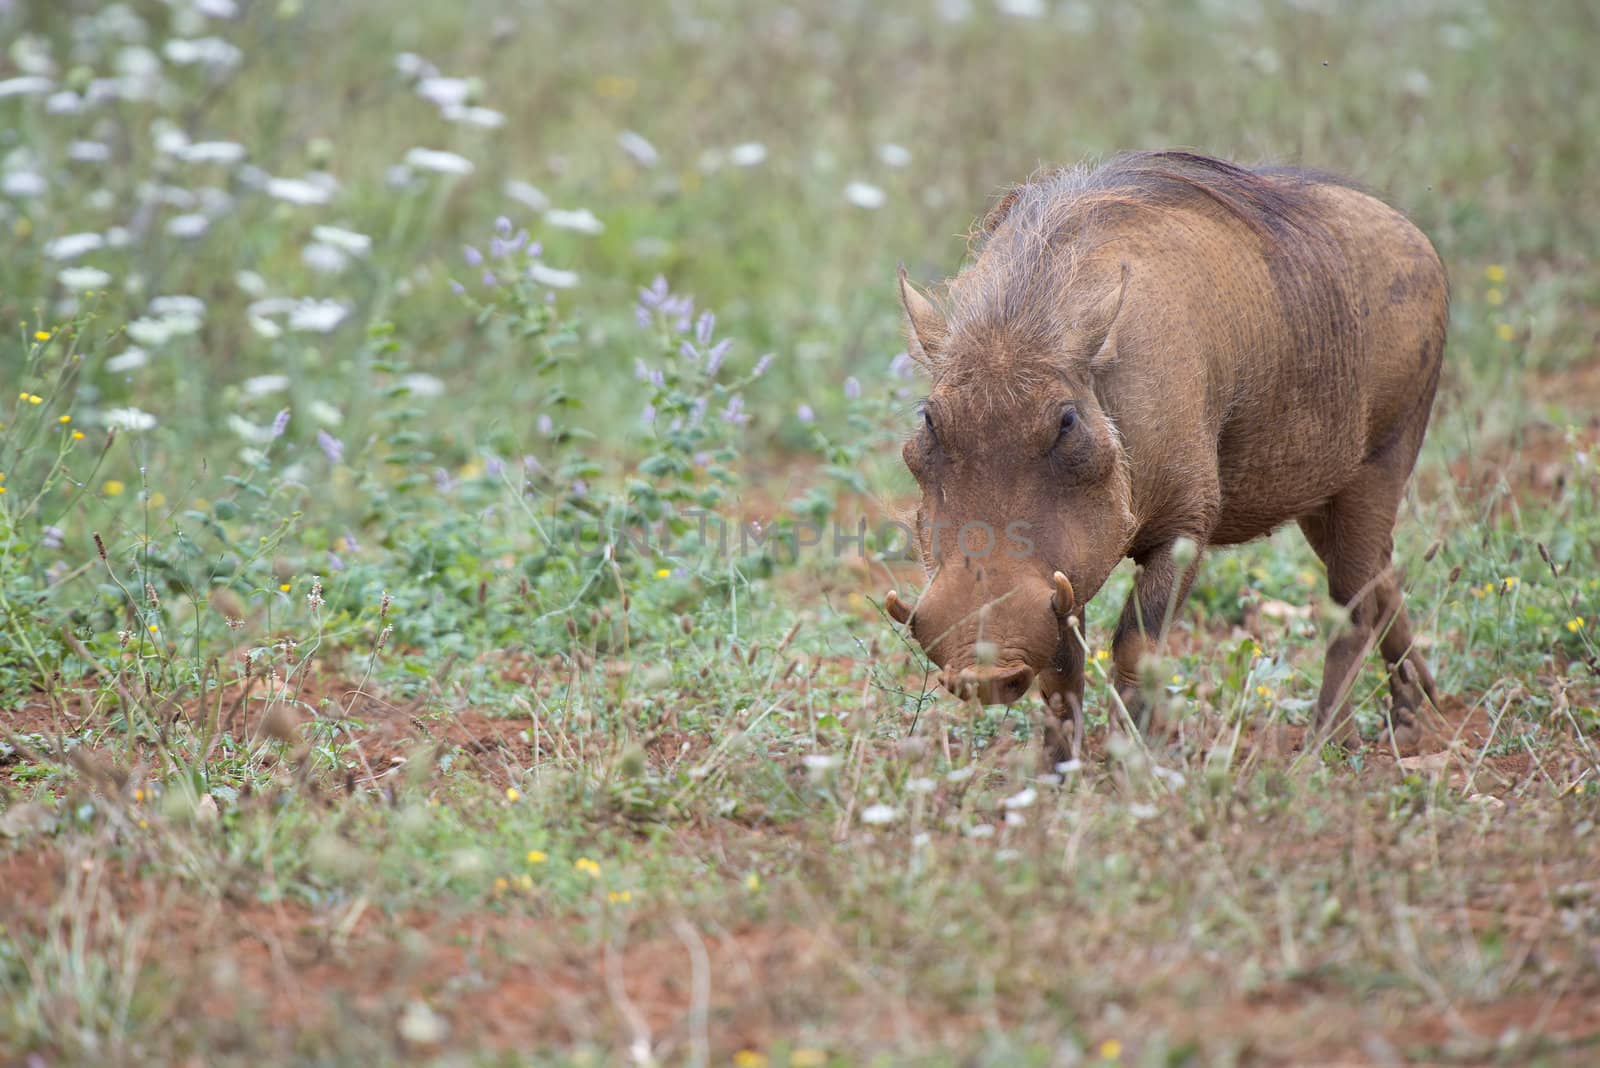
[996,155,1449,548]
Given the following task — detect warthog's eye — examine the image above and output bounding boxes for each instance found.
[1057,405,1078,438]
[922,405,938,441]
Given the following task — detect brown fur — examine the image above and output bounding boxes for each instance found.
[894,151,1447,759]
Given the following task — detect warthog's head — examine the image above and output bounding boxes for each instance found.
[886,263,1137,709]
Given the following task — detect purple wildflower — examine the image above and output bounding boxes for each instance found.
[752,353,775,378]
[463,244,483,266]
[695,311,715,347]
[638,276,670,310]
[844,376,861,400]
[495,215,512,236]
[706,338,731,376]
[450,280,466,295]
[690,396,709,425]
[271,408,291,437]
[434,468,456,493]
[634,358,651,381]
[485,453,505,478]
[536,414,553,436]
[796,403,814,424]
[489,236,508,258]
[316,429,344,463]
[572,478,588,497]
[722,396,749,425]
[679,340,699,361]
[641,404,656,425]
[327,550,345,572]
[482,270,497,287]
[343,529,361,552]
[42,525,64,550]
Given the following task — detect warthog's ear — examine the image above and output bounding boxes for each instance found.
[898,264,948,369]
[1079,261,1131,371]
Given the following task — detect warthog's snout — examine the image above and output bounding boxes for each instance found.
[941,663,1034,706]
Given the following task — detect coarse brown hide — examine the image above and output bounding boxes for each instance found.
[887,151,1447,761]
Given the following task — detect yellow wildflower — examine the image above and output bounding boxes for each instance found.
[1495,323,1515,342]
[515,874,534,891]
[745,873,761,891]
[1485,288,1504,306]
[103,479,125,496]
[71,431,84,440]
[493,877,509,893]
[278,582,291,592]
[791,1051,827,1067]
[1484,264,1506,283]
[574,857,601,877]
[1501,576,1519,591]
[147,624,158,633]
[58,414,70,424]
[26,394,41,405]
[1170,674,1184,685]
[607,890,632,904]
[526,850,548,864]
[34,330,51,341]
[1569,617,1586,633]
[655,568,671,578]
[732,1052,767,1068]
[505,787,520,802]
[1098,1039,1122,1060]
[1255,685,1271,697]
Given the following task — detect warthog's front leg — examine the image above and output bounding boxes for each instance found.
[1111,537,1207,734]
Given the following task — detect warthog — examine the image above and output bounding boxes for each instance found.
[885,151,1445,758]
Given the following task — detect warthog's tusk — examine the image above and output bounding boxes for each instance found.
[884,589,913,625]
[1051,571,1075,616]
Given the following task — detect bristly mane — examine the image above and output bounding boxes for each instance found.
[935,151,1358,392]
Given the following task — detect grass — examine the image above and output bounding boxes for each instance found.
[2,0,1598,1064]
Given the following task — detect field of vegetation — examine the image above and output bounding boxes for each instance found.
[2,0,1597,1064]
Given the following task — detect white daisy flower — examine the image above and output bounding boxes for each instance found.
[59,266,113,291]
[879,143,912,168]
[503,179,550,212]
[301,243,349,274]
[266,176,333,205]
[859,804,898,825]
[311,225,371,255]
[728,142,767,167]
[180,141,247,165]
[404,147,474,175]
[545,208,604,234]
[2,172,46,198]
[166,213,210,238]
[105,348,148,372]
[44,233,107,260]
[617,130,659,167]
[442,104,505,128]
[288,299,349,333]
[243,374,291,397]
[416,76,472,108]
[149,295,206,318]
[102,406,159,431]
[528,263,578,288]
[0,76,54,99]
[844,181,887,209]
[399,373,445,397]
